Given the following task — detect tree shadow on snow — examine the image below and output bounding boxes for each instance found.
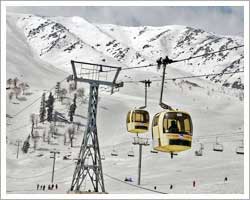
[74,114,87,119]
[17,96,27,101]
[24,92,33,96]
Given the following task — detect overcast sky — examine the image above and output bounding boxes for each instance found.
[7,6,244,36]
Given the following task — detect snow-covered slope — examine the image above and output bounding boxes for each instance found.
[5,13,245,195]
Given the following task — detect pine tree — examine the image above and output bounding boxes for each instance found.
[22,135,30,153]
[59,88,67,102]
[73,93,77,104]
[30,113,36,138]
[69,102,77,123]
[13,77,19,88]
[77,88,85,102]
[14,87,21,99]
[64,132,67,145]
[40,93,46,123]
[33,138,38,150]
[47,131,51,144]
[46,92,55,122]
[18,82,29,95]
[68,82,76,93]
[43,129,46,142]
[68,126,75,147]
[55,82,61,99]
[7,78,13,88]
[8,91,14,101]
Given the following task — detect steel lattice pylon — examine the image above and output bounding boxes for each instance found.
[69,60,123,193]
[70,84,105,192]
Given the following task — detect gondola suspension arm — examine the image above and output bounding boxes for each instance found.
[157,56,176,110]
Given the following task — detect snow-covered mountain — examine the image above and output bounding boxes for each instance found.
[13,13,244,89]
[5,12,245,195]
[6,13,68,89]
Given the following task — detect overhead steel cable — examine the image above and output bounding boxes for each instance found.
[123,70,244,83]
[119,45,244,71]
[73,45,244,74]
[121,63,155,71]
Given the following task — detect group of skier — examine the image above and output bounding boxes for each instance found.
[36,184,58,191]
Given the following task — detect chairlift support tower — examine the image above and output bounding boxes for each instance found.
[69,60,123,193]
[134,80,151,185]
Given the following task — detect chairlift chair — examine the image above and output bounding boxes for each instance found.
[236,146,244,155]
[236,140,244,155]
[127,150,135,157]
[195,143,203,156]
[111,148,118,156]
[195,149,203,156]
[213,143,224,152]
[213,137,224,152]
[150,149,158,154]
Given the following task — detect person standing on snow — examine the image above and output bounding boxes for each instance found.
[193,180,196,187]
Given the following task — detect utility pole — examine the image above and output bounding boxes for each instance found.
[139,80,151,109]
[132,137,149,185]
[16,140,22,159]
[50,151,60,184]
[133,80,151,185]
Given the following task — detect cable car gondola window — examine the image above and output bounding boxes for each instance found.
[132,111,149,123]
[184,118,192,134]
[163,112,192,135]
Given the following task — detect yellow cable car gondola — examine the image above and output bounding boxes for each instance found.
[126,109,150,134]
[126,80,151,134]
[152,56,194,158]
[152,110,193,154]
